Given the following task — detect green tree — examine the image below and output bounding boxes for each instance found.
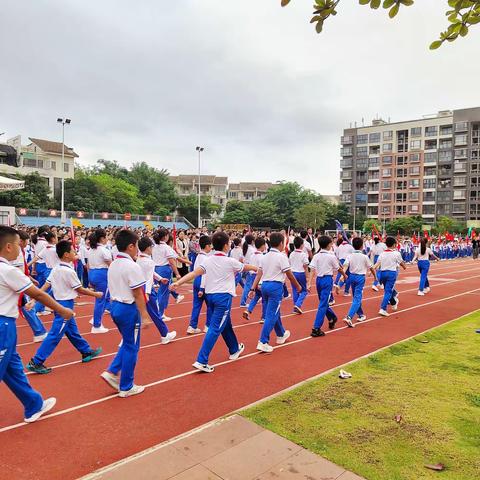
[91,159,129,180]
[362,218,382,234]
[92,174,144,213]
[177,195,221,225]
[127,162,178,216]
[64,170,102,212]
[434,215,465,234]
[221,200,250,224]
[280,0,480,49]
[294,202,327,230]
[0,172,53,209]
[324,202,351,230]
[386,216,423,235]
[247,200,283,228]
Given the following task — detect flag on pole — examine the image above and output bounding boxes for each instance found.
[396,230,401,250]
[335,219,349,243]
[172,223,178,252]
[70,218,78,267]
[285,226,291,255]
[372,223,381,239]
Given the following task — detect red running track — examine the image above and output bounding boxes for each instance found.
[1,259,479,479]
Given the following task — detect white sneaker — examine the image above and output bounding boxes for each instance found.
[33,333,47,343]
[276,330,291,344]
[101,371,119,391]
[379,309,390,317]
[259,319,265,324]
[257,341,274,353]
[424,287,431,293]
[161,331,177,344]
[192,361,214,373]
[36,311,51,317]
[175,295,185,304]
[162,315,172,321]
[372,285,379,292]
[343,317,355,328]
[229,343,245,360]
[417,291,425,296]
[24,397,56,423]
[328,299,336,306]
[89,318,94,325]
[91,325,109,334]
[392,297,399,311]
[187,326,202,335]
[203,326,209,333]
[357,315,367,322]
[119,384,145,398]
[339,369,352,379]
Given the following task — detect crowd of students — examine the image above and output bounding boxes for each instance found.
[0,223,477,423]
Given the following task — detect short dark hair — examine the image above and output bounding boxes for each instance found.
[0,226,19,251]
[374,237,379,245]
[18,230,29,241]
[300,230,307,239]
[56,240,73,259]
[212,231,230,251]
[116,229,139,252]
[233,237,241,247]
[352,237,363,250]
[199,235,212,250]
[385,236,396,248]
[270,232,284,249]
[319,235,333,250]
[153,228,169,244]
[45,231,57,243]
[37,225,50,236]
[254,237,266,249]
[293,236,304,249]
[138,236,153,252]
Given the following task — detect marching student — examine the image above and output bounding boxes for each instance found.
[78,237,90,288]
[137,237,177,344]
[252,232,301,353]
[152,228,184,322]
[187,235,213,334]
[87,229,112,334]
[230,237,245,288]
[0,226,74,422]
[100,229,149,397]
[243,237,267,321]
[289,236,309,314]
[308,235,346,337]
[26,241,103,374]
[240,234,256,306]
[342,237,377,328]
[334,235,354,296]
[374,236,407,317]
[13,231,47,343]
[300,231,313,261]
[171,231,257,373]
[369,237,386,291]
[30,226,49,315]
[413,238,439,296]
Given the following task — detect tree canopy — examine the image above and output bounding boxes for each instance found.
[0,172,53,210]
[281,0,480,50]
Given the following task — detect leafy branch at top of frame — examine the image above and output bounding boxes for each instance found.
[280,0,480,49]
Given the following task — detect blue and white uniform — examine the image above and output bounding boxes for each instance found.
[343,251,372,319]
[289,249,309,310]
[152,241,178,319]
[87,244,112,328]
[240,244,256,306]
[414,246,434,293]
[190,251,212,330]
[377,249,403,311]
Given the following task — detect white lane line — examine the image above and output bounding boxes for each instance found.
[17,264,480,349]
[2,285,479,434]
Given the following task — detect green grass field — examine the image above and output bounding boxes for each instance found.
[242,312,480,480]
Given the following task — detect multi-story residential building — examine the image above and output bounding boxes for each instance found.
[170,175,228,208]
[340,107,480,225]
[0,136,77,199]
[227,182,273,201]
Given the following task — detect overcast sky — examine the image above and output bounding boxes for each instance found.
[1,0,478,194]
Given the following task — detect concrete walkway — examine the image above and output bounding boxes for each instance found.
[83,415,365,480]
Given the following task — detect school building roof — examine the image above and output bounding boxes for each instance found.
[28,138,79,158]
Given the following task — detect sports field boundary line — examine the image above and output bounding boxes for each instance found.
[2,286,479,434]
[79,307,480,480]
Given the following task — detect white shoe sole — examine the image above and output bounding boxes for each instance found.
[192,362,214,373]
[256,342,273,353]
[101,372,119,391]
[119,385,145,397]
[343,318,355,328]
[379,310,389,317]
[229,343,245,360]
[24,397,57,423]
[276,330,291,344]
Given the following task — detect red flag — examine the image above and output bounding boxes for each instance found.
[172,223,178,252]
[412,232,418,245]
[424,230,430,241]
[372,223,380,238]
[285,226,290,255]
[396,230,401,250]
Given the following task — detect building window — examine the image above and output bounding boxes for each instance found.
[382,206,391,214]
[439,150,452,162]
[411,127,422,137]
[23,158,37,168]
[454,149,467,159]
[382,181,391,189]
[369,157,379,167]
[453,189,466,200]
[423,205,435,215]
[356,158,368,168]
[440,125,453,135]
[397,156,408,165]
[423,178,436,189]
[383,143,393,153]
[424,167,436,176]
[369,132,381,143]
[410,140,421,150]
[437,191,450,202]
[409,191,419,201]
[454,122,468,132]
[381,193,391,201]
[453,176,467,187]
[382,168,392,177]
[382,156,393,165]
[51,161,56,170]
[383,131,393,141]
[409,166,420,176]
[409,153,420,163]
[228,191,237,198]
[356,146,368,157]
[423,191,436,202]
[409,179,420,188]
[357,134,368,144]
[409,205,419,213]
[425,126,438,137]
[425,139,438,150]
[342,182,352,192]
[64,163,69,173]
[397,168,408,178]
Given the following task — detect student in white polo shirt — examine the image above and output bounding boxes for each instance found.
[374,236,407,317]
[308,236,346,337]
[369,237,386,291]
[289,236,309,314]
[251,232,301,353]
[171,231,258,373]
[334,236,354,296]
[0,226,74,423]
[342,237,377,328]
[31,226,49,315]
[27,240,103,374]
[100,230,149,397]
[243,237,267,321]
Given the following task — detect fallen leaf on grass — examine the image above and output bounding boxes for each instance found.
[414,338,429,344]
[394,414,402,423]
[424,463,445,471]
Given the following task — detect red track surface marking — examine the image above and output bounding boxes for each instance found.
[1,259,479,480]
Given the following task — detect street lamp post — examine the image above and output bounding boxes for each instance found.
[196,146,204,228]
[57,117,71,224]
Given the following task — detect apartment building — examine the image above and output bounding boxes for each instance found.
[227,182,273,201]
[170,175,228,207]
[0,136,77,199]
[340,107,480,224]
